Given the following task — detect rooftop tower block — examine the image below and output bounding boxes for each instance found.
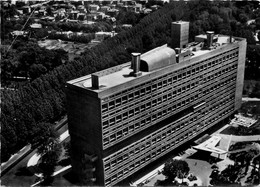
[171,21,189,50]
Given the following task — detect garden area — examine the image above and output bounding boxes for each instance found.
[153,159,202,187]
[220,100,260,135]
[239,100,260,119]
[209,141,260,186]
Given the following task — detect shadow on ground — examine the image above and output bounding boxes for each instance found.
[63,170,79,185]
[15,166,34,176]
[187,151,221,164]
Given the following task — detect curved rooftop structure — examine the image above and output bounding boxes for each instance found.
[140,45,176,72]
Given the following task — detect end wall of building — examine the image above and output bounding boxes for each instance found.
[235,39,247,110]
[66,85,105,185]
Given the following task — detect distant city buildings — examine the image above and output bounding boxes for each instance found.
[66,21,246,186]
[5,0,162,25]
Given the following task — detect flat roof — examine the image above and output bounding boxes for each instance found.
[80,65,150,91]
[68,34,244,93]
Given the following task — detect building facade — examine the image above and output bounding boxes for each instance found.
[66,21,246,186]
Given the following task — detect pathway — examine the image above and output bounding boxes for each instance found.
[242,97,260,102]
[217,134,260,142]
[27,131,69,173]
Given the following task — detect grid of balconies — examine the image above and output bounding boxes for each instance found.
[103,95,235,186]
[101,55,238,149]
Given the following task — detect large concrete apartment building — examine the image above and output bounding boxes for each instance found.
[66,21,246,186]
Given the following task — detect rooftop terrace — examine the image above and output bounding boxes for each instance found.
[68,34,244,94]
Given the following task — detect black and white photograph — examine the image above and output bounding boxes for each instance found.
[1,0,260,186]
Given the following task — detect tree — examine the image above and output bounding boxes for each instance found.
[29,64,47,79]
[46,6,52,16]
[40,142,62,185]
[30,123,62,185]
[30,122,59,155]
[239,13,249,24]
[162,159,190,182]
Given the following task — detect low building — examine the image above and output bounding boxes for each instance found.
[130,3,142,13]
[78,13,86,20]
[21,5,31,14]
[10,30,28,38]
[69,10,80,20]
[86,13,98,21]
[30,23,42,29]
[99,6,110,13]
[93,31,117,42]
[106,8,119,17]
[89,4,100,13]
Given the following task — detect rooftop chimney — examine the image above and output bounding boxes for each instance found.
[91,74,99,89]
[130,53,142,77]
[229,32,233,43]
[206,31,214,48]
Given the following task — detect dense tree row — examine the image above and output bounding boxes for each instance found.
[1,1,260,162]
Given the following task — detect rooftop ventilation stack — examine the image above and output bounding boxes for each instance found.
[206,31,214,49]
[91,74,100,89]
[130,53,142,77]
[229,31,233,43]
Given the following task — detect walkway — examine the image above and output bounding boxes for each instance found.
[27,130,69,168]
[1,145,32,176]
[1,116,67,177]
[242,97,260,102]
[217,134,260,142]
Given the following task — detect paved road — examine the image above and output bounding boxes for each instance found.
[1,116,67,176]
[1,123,68,187]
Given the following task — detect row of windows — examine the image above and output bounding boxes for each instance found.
[104,132,192,186]
[103,92,234,174]
[102,76,200,121]
[103,70,236,138]
[202,63,237,84]
[104,101,236,186]
[200,83,236,113]
[102,81,199,129]
[102,73,237,148]
[101,48,239,112]
[101,61,237,141]
[102,58,238,132]
[102,93,200,147]
[105,125,198,182]
[103,111,196,168]
[101,55,238,127]
[105,95,236,181]
[205,104,235,127]
[102,63,236,131]
[202,75,236,95]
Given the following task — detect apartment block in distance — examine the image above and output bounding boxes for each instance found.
[66,21,247,186]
